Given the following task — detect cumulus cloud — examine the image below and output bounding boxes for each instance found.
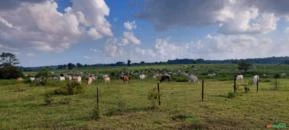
[124,21,137,31]
[139,0,285,34]
[121,21,140,45]
[84,56,92,60]
[132,35,287,61]
[104,38,123,57]
[0,0,112,52]
[122,32,140,45]
[0,0,47,10]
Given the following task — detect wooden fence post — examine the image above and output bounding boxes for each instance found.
[201,80,204,102]
[96,86,99,110]
[256,79,259,92]
[275,78,278,89]
[157,83,161,106]
[233,75,237,94]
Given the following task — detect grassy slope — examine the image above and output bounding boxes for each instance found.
[0,78,288,129]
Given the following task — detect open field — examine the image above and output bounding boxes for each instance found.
[1,77,289,129]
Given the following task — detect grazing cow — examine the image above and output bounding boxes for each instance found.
[87,75,95,86]
[188,74,198,83]
[183,73,198,83]
[73,75,82,83]
[120,74,130,83]
[66,75,72,81]
[139,74,146,80]
[208,73,216,78]
[253,75,259,85]
[236,74,244,80]
[153,73,161,79]
[30,77,35,82]
[103,74,110,83]
[77,76,82,83]
[59,74,65,81]
[159,74,171,82]
[17,77,23,81]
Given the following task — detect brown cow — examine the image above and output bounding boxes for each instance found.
[120,74,130,83]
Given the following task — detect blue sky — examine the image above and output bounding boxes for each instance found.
[1,0,289,67]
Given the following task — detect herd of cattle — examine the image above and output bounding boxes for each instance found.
[24,71,260,86]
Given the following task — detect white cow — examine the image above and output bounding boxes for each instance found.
[87,76,95,85]
[153,73,161,79]
[30,77,35,82]
[67,75,72,81]
[77,76,82,83]
[236,75,244,80]
[103,74,110,83]
[73,75,82,83]
[59,76,65,81]
[139,74,146,80]
[253,75,259,85]
[208,73,216,78]
[183,73,198,83]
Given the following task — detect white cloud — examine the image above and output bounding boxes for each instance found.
[122,32,140,45]
[0,0,112,52]
[104,38,122,57]
[124,21,136,31]
[26,53,35,57]
[84,56,92,60]
[132,35,287,61]
[139,0,283,34]
[121,21,141,45]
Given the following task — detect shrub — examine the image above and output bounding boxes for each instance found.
[35,68,50,86]
[116,99,126,113]
[173,76,188,82]
[43,93,53,105]
[54,81,83,95]
[227,92,236,98]
[0,65,23,79]
[59,97,71,105]
[171,114,200,123]
[147,87,159,109]
[91,106,100,120]
[244,86,250,93]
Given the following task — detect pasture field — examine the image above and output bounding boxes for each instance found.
[0,77,289,129]
[37,64,289,80]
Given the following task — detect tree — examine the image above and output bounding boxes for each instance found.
[116,61,125,66]
[238,61,251,73]
[76,63,83,68]
[67,63,75,70]
[274,74,281,89]
[0,52,23,79]
[35,68,50,86]
[0,65,23,79]
[0,52,19,66]
[127,60,131,66]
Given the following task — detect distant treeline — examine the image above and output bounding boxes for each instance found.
[22,56,289,71]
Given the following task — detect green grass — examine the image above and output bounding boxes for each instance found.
[0,78,289,129]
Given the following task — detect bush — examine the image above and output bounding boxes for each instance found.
[59,97,71,105]
[116,99,126,113]
[0,65,23,79]
[54,81,83,95]
[227,92,236,98]
[91,106,100,120]
[173,76,188,82]
[43,93,53,105]
[147,87,159,109]
[33,68,50,86]
[244,86,250,93]
[171,114,200,123]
